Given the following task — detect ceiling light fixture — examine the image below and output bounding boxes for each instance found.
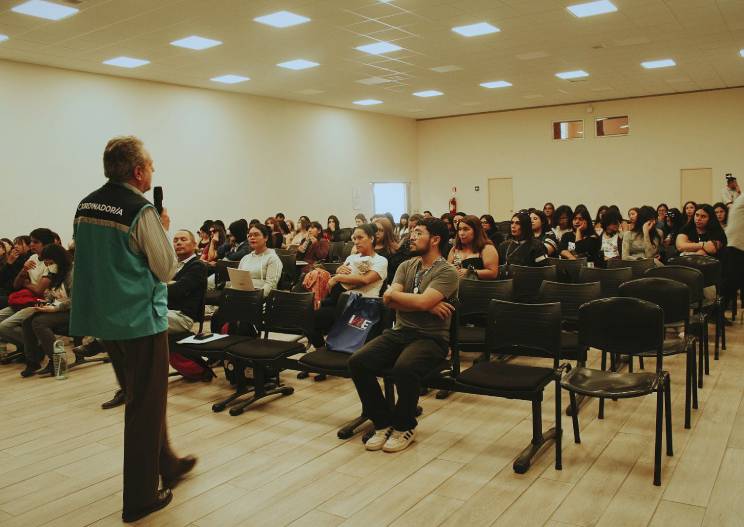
[480,80,512,88]
[353,99,383,106]
[567,0,618,18]
[641,58,676,69]
[413,90,443,98]
[11,0,78,20]
[0,34,8,43]
[355,41,402,55]
[211,74,250,84]
[170,35,222,50]
[254,11,310,28]
[102,56,150,68]
[452,22,500,37]
[277,59,319,70]
[555,70,589,79]
[740,49,744,57]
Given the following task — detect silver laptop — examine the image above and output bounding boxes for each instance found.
[227,267,255,291]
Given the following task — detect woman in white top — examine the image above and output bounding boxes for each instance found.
[328,223,388,297]
[237,224,283,297]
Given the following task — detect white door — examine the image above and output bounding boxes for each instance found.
[488,178,514,221]
[680,168,712,205]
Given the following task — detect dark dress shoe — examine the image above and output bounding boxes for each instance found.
[101,390,126,409]
[20,363,41,378]
[122,488,173,522]
[162,456,197,489]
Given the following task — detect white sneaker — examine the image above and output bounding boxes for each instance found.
[383,428,416,453]
[365,427,393,451]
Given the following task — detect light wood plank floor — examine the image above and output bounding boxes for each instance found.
[1,317,743,527]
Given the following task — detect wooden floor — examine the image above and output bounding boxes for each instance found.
[2,318,744,527]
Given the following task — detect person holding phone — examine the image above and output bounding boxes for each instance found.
[622,205,663,262]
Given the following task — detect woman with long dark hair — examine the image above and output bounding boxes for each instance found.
[622,205,663,261]
[448,215,499,279]
[713,202,728,229]
[325,215,343,242]
[397,213,410,238]
[551,205,574,242]
[682,201,697,225]
[479,214,504,246]
[559,208,601,264]
[676,204,727,258]
[543,203,555,227]
[594,205,609,235]
[498,211,547,267]
[529,209,559,257]
[373,217,404,282]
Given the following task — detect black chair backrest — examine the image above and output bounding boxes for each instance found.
[341,242,354,260]
[458,278,513,320]
[668,254,721,289]
[337,228,353,242]
[216,289,264,332]
[321,262,343,275]
[607,258,656,278]
[485,299,562,363]
[509,264,557,303]
[215,259,240,286]
[277,253,298,290]
[645,265,704,307]
[537,280,602,323]
[547,257,587,283]
[578,266,632,298]
[263,290,314,337]
[578,297,664,362]
[619,277,690,325]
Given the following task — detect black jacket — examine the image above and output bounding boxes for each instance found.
[168,257,207,322]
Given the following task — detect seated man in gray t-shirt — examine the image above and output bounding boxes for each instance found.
[349,217,458,453]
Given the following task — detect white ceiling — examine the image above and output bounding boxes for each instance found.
[0,0,743,119]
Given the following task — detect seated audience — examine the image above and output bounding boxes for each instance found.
[599,208,623,263]
[265,216,284,249]
[355,213,367,226]
[400,213,423,248]
[283,219,295,245]
[448,215,499,279]
[498,211,548,267]
[623,207,639,232]
[530,209,559,257]
[237,224,283,297]
[196,221,213,253]
[0,235,32,306]
[559,208,601,264]
[297,221,329,272]
[542,202,555,227]
[656,203,670,236]
[713,202,728,229]
[622,205,663,262]
[373,216,404,283]
[480,214,504,246]
[397,213,410,238]
[220,219,250,261]
[676,203,727,258]
[325,215,343,242]
[200,223,226,265]
[422,210,433,218]
[662,207,684,260]
[3,243,71,368]
[440,213,456,243]
[452,211,466,230]
[288,218,310,247]
[594,205,608,235]
[551,205,574,242]
[682,201,697,226]
[349,217,458,453]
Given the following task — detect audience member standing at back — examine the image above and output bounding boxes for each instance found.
[447,215,499,279]
[348,217,458,453]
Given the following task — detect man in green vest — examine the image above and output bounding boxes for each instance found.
[71,136,196,522]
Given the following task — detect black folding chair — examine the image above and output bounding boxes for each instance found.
[456,278,514,356]
[217,291,314,415]
[328,242,346,262]
[277,252,298,290]
[445,300,566,474]
[547,257,587,283]
[578,266,632,298]
[508,264,557,303]
[561,296,672,486]
[608,258,656,279]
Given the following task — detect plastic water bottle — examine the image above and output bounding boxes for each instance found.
[53,339,68,380]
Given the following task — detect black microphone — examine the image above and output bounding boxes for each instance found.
[153,186,163,215]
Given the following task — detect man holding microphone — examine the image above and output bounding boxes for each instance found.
[70,136,195,522]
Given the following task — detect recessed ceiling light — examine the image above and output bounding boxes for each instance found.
[452,22,500,37]
[740,49,744,57]
[480,80,512,89]
[355,41,402,55]
[254,11,310,28]
[11,0,78,20]
[210,74,250,84]
[277,59,319,70]
[567,0,617,18]
[413,90,443,98]
[641,58,676,69]
[103,56,150,69]
[353,99,383,106]
[0,34,8,43]
[556,70,589,79]
[170,35,222,50]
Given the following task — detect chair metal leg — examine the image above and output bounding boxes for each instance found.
[691,344,699,410]
[555,381,562,470]
[569,391,581,443]
[514,399,555,474]
[698,337,704,389]
[714,311,721,359]
[598,397,605,419]
[685,348,692,429]
[721,307,727,351]
[628,357,634,373]
[638,356,645,370]
[229,366,293,416]
[337,414,369,439]
[664,375,673,457]
[653,385,663,486]
[703,330,710,376]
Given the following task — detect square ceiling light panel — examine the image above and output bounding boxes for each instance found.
[413,90,443,97]
[355,41,402,55]
[11,0,78,20]
[211,75,250,84]
[452,22,500,37]
[556,70,589,79]
[277,59,319,70]
[254,11,310,28]
[170,36,222,50]
[480,80,512,88]
[353,99,383,106]
[103,56,150,68]
[567,1,618,18]
[641,58,676,69]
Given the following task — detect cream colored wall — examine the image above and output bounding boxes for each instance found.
[0,60,417,243]
[416,88,744,220]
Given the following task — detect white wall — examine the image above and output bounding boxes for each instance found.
[0,60,417,243]
[416,88,744,220]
